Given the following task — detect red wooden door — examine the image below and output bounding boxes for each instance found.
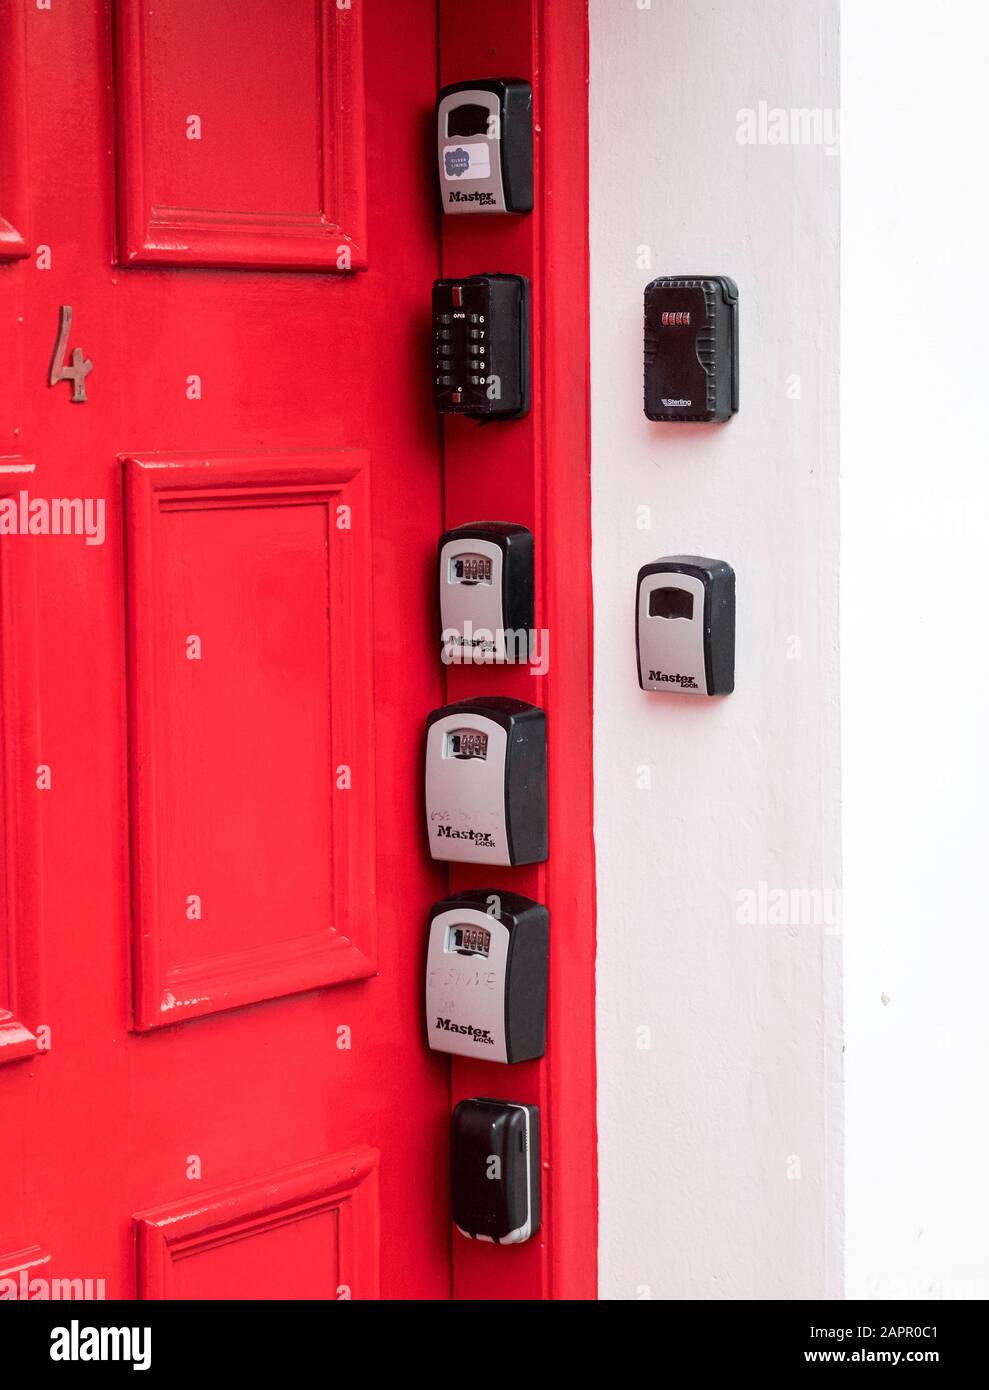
[0,0,451,1300]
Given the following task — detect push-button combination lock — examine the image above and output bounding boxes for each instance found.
[432,274,530,420]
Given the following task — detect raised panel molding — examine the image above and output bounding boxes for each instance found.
[135,1149,380,1299]
[0,461,45,1065]
[123,450,376,1030]
[0,0,30,260]
[113,0,367,270]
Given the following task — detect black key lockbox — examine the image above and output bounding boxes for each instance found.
[451,1099,541,1244]
[432,274,530,420]
[644,276,739,423]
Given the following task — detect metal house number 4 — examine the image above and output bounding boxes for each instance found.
[49,305,93,403]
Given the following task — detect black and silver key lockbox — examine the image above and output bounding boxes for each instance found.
[636,556,735,696]
[438,521,534,663]
[424,697,548,866]
[436,78,533,215]
[451,1098,541,1244]
[644,276,739,423]
[432,274,530,420]
[426,890,548,1064]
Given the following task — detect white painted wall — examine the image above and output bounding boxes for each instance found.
[842,0,989,1300]
[590,0,841,1298]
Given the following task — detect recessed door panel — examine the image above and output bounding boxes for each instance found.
[135,1152,379,1301]
[125,452,375,1028]
[114,0,368,268]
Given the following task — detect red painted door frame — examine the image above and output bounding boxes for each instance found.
[440,0,597,1301]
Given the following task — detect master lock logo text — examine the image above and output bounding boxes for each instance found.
[447,190,497,206]
[435,1018,495,1045]
[648,670,699,689]
[436,825,496,848]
